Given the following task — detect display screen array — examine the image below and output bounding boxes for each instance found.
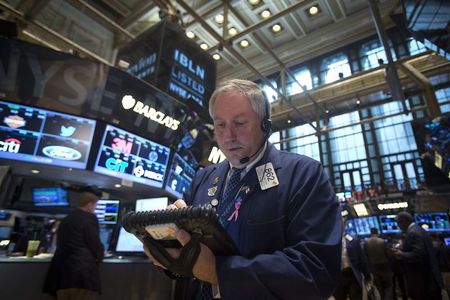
[0,100,96,169]
[94,125,170,188]
[164,153,196,199]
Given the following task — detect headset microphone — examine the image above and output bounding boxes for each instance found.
[239,92,272,165]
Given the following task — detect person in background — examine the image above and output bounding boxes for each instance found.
[394,211,444,300]
[145,79,342,299]
[43,187,104,300]
[334,230,372,300]
[364,227,394,299]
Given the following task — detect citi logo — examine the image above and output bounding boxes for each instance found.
[121,95,180,131]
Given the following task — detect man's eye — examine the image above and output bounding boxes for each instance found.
[215,123,225,128]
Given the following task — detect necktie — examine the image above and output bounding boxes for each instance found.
[217,168,244,225]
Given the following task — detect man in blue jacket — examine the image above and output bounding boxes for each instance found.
[147,79,342,299]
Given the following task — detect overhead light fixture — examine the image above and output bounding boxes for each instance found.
[271,23,283,33]
[287,120,291,124]
[186,31,196,39]
[214,14,224,24]
[248,0,261,6]
[30,169,40,174]
[307,5,321,17]
[114,184,121,188]
[117,59,130,69]
[260,9,271,19]
[228,27,238,36]
[212,53,221,60]
[356,99,361,105]
[200,43,209,50]
[325,109,330,114]
[239,39,250,48]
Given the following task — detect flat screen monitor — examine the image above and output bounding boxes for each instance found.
[115,197,168,253]
[165,153,196,199]
[378,214,401,234]
[95,200,120,225]
[99,227,113,251]
[345,219,357,236]
[0,100,96,169]
[336,192,345,202]
[0,226,11,239]
[354,216,380,236]
[32,187,69,207]
[344,191,353,201]
[94,125,170,188]
[414,212,450,232]
[135,197,168,212]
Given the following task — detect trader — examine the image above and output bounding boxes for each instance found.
[147,79,342,300]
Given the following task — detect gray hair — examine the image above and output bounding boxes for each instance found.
[209,79,269,121]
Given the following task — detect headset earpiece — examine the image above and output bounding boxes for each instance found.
[260,92,272,133]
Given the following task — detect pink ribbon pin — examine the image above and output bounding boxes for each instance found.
[228,202,241,222]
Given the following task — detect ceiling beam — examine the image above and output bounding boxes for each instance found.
[118,1,156,28]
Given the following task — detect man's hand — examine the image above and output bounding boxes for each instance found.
[143,199,218,284]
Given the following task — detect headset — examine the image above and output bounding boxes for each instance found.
[239,91,272,164]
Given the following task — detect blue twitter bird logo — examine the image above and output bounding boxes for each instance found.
[60,125,76,137]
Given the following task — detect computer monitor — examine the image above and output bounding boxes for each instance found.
[378,214,401,234]
[0,226,11,240]
[32,187,69,207]
[115,227,144,253]
[95,200,120,225]
[354,216,380,236]
[135,197,168,212]
[414,212,450,232]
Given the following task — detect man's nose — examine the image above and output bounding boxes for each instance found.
[222,125,236,140]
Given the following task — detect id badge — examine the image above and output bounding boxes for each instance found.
[255,162,279,190]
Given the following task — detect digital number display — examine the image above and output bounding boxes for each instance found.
[0,100,96,169]
[94,125,170,188]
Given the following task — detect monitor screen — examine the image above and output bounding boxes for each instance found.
[165,153,196,199]
[0,100,96,169]
[444,237,450,246]
[414,212,450,232]
[32,187,69,207]
[336,192,346,202]
[99,227,113,251]
[345,219,357,236]
[0,226,11,239]
[115,197,168,253]
[94,125,170,188]
[378,214,401,234]
[354,216,380,236]
[135,197,168,212]
[95,200,120,225]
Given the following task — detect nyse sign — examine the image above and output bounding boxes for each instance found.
[169,49,206,107]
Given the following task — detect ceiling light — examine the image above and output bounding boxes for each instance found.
[186,31,196,39]
[240,39,250,48]
[117,59,129,69]
[260,9,271,19]
[212,53,221,60]
[114,184,121,188]
[356,100,361,105]
[248,0,261,5]
[271,24,283,33]
[214,14,224,24]
[30,169,40,174]
[228,27,238,36]
[307,5,321,17]
[287,120,291,124]
[200,43,209,50]
[325,109,329,114]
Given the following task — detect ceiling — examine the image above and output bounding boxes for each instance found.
[0,0,417,195]
[0,0,401,83]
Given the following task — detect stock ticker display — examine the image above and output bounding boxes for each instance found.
[94,124,170,188]
[164,152,196,199]
[0,100,96,169]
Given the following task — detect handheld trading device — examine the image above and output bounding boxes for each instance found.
[122,206,239,276]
